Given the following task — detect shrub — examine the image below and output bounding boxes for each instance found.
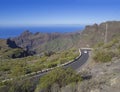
[35,68,82,92]
[94,42,104,48]
[2,48,26,59]
[59,58,68,64]
[10,65,26,77]
[93,50,113,62]
[2,79,35,92]
[44,51,55,57]
[103,39,119,49]
[103,42,114,48]
[47,63,57,68]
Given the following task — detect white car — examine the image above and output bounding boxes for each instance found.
[84,51,87,53]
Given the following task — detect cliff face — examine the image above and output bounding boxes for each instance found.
[78,21,120,47]
[12,21,120,54]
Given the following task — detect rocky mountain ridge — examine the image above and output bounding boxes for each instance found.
[12,31,81,54]
[11,21,120,54]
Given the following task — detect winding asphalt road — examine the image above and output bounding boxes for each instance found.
[31,49,90,79]
[64,49,89,70]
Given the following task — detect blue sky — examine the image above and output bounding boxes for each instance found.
[0,0,120,26]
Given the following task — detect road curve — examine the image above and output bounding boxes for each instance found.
[31,49,90,79]
[64,49,89,70]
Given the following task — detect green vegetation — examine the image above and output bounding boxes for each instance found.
[0,79,36,92]
[0,68,82,92]
[1,48,26,59]
[0,48,79,81]
[93,50,113,62]
[11,65,26,77]
[35,68,82,92]
[103,39,119,49]
[93,42,104,48]
[93,38,120,63]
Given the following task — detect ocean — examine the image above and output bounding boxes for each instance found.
[0,26,84,39]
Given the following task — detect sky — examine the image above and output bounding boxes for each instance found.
[0,0,120,27]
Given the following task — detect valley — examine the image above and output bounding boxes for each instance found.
[0,21,120,92]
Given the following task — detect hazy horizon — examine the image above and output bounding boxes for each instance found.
[0,25,84,38]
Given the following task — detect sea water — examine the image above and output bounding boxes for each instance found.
[0,26,84,38]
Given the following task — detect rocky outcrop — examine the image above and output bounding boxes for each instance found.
[0,39,33,59]
[7,38,19,48]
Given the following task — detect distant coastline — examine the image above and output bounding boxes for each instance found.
[0,26,84,38]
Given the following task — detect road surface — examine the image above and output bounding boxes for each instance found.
[64,49,89,70]
[31,49,90,79]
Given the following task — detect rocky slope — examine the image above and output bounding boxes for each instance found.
[12,31,81,54]
[57,58,120,92]
[78,21,120,47]
[11,21,120,54]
